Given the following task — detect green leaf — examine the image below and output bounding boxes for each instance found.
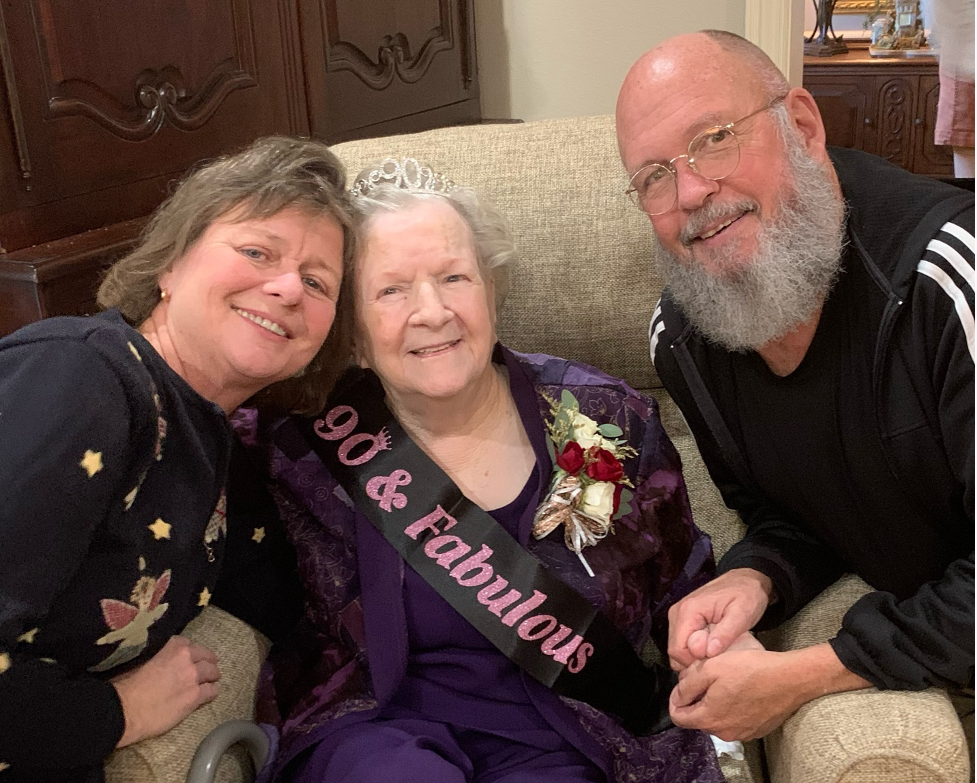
[560,389,579,411]
[545,434,557,462]
[614,490,634,520]
[597,423,623,438]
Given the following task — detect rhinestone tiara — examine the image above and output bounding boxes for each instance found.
[349,157,456,198]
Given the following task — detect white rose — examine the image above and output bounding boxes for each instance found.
[571,413,602,450]
[579,481,615,522]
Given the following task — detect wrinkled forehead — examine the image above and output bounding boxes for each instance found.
[617,39,772,157]
[362,199,473,248]
[356,199,478,278]
[618,69,768,171]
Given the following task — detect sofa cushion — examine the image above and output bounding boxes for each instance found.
[331,115,666,391]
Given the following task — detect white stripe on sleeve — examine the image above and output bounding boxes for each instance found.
[940,221,975,255]
[926,239,975,293]
[917,260,976,362]
[649,300,665,363]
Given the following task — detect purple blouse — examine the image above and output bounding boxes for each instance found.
[386,464,608,771]
[237,346,725,783]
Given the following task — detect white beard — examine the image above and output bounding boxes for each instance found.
[654,120,846,352]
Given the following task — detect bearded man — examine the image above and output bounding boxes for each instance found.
[615,29,975,753]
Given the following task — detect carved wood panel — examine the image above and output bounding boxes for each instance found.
[803,51,954,179]
[876,76,915,171]
[36,0,257,141]
[0,0,305,252]
[326,0,450,90]
[300,0,478,142]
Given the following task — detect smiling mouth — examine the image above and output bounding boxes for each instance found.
[697,216,741,241]
[410,340,460,356]
[233,308,289,338]
[682,204,756,246]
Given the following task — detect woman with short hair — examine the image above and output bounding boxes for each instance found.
[239,159,741,782]
[0,136,355,783]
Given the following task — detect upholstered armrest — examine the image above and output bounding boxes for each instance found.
[104,606,268,783]
[762,575,969,783]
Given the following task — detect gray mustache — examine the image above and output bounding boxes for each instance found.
[680,201,758,246]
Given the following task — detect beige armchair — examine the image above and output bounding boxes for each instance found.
[105,115,969,783]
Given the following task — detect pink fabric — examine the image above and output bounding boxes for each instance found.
[936,71,975,148]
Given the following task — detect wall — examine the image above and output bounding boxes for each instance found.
[474,0,747,121]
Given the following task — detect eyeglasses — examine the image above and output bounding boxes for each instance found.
[625,96,787,216]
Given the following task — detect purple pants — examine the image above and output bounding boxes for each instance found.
[290,715,606,783]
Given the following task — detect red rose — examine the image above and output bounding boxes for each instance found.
[612,483,623,516]
[557,441,585,474]
[586,448,624,483]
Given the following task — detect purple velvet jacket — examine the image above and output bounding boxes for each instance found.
[235,347,724,782]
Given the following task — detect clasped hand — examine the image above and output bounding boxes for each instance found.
[665,568,804,741]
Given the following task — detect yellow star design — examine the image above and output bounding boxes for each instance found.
[252,527,266,543]
[39,657,56,664]
[138,556,146,571]
[16,628,38,644]
[80,450,103,478]
[0,761,9,771]
[148,518,171,540]
[127,341,142,361]
[198,587,212,607]
[0,652,10,674]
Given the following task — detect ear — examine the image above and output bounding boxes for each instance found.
[784,87,829,160]
[157,267,174,297]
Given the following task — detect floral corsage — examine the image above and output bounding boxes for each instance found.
[532,390,635,576]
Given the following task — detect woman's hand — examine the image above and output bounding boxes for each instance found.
[111,636,221,747]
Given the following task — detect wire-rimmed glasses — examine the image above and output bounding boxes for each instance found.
[625,96,787,216]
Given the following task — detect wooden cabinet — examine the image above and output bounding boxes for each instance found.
[803,48,954,177]
[299,0,478,143]
[0,0,479,337]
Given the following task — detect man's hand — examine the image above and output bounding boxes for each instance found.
[669,643,872,742]
[667,568,774,671]
[112,636,221,747]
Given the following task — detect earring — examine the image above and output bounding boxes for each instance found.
[160,289,168,301]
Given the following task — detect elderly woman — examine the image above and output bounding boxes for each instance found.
[0,137,355,783]
[237,159,727,782]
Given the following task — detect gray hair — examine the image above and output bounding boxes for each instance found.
[349,165,516,308]
[98,135,359,415]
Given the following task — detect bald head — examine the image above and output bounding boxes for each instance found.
[616,31,789,170]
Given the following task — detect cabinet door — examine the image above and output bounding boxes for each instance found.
[805,76,877,155]
[0,0,306,252]
[913,74,955,176]
[299,0,479,143]
[873,75,918,171]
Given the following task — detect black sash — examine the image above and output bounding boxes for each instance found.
[297,370,674,736]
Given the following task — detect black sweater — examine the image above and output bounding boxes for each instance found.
[0,311,302,782]
[652,148,974,691]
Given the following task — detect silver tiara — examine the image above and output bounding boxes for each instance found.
[349,157,455,198]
